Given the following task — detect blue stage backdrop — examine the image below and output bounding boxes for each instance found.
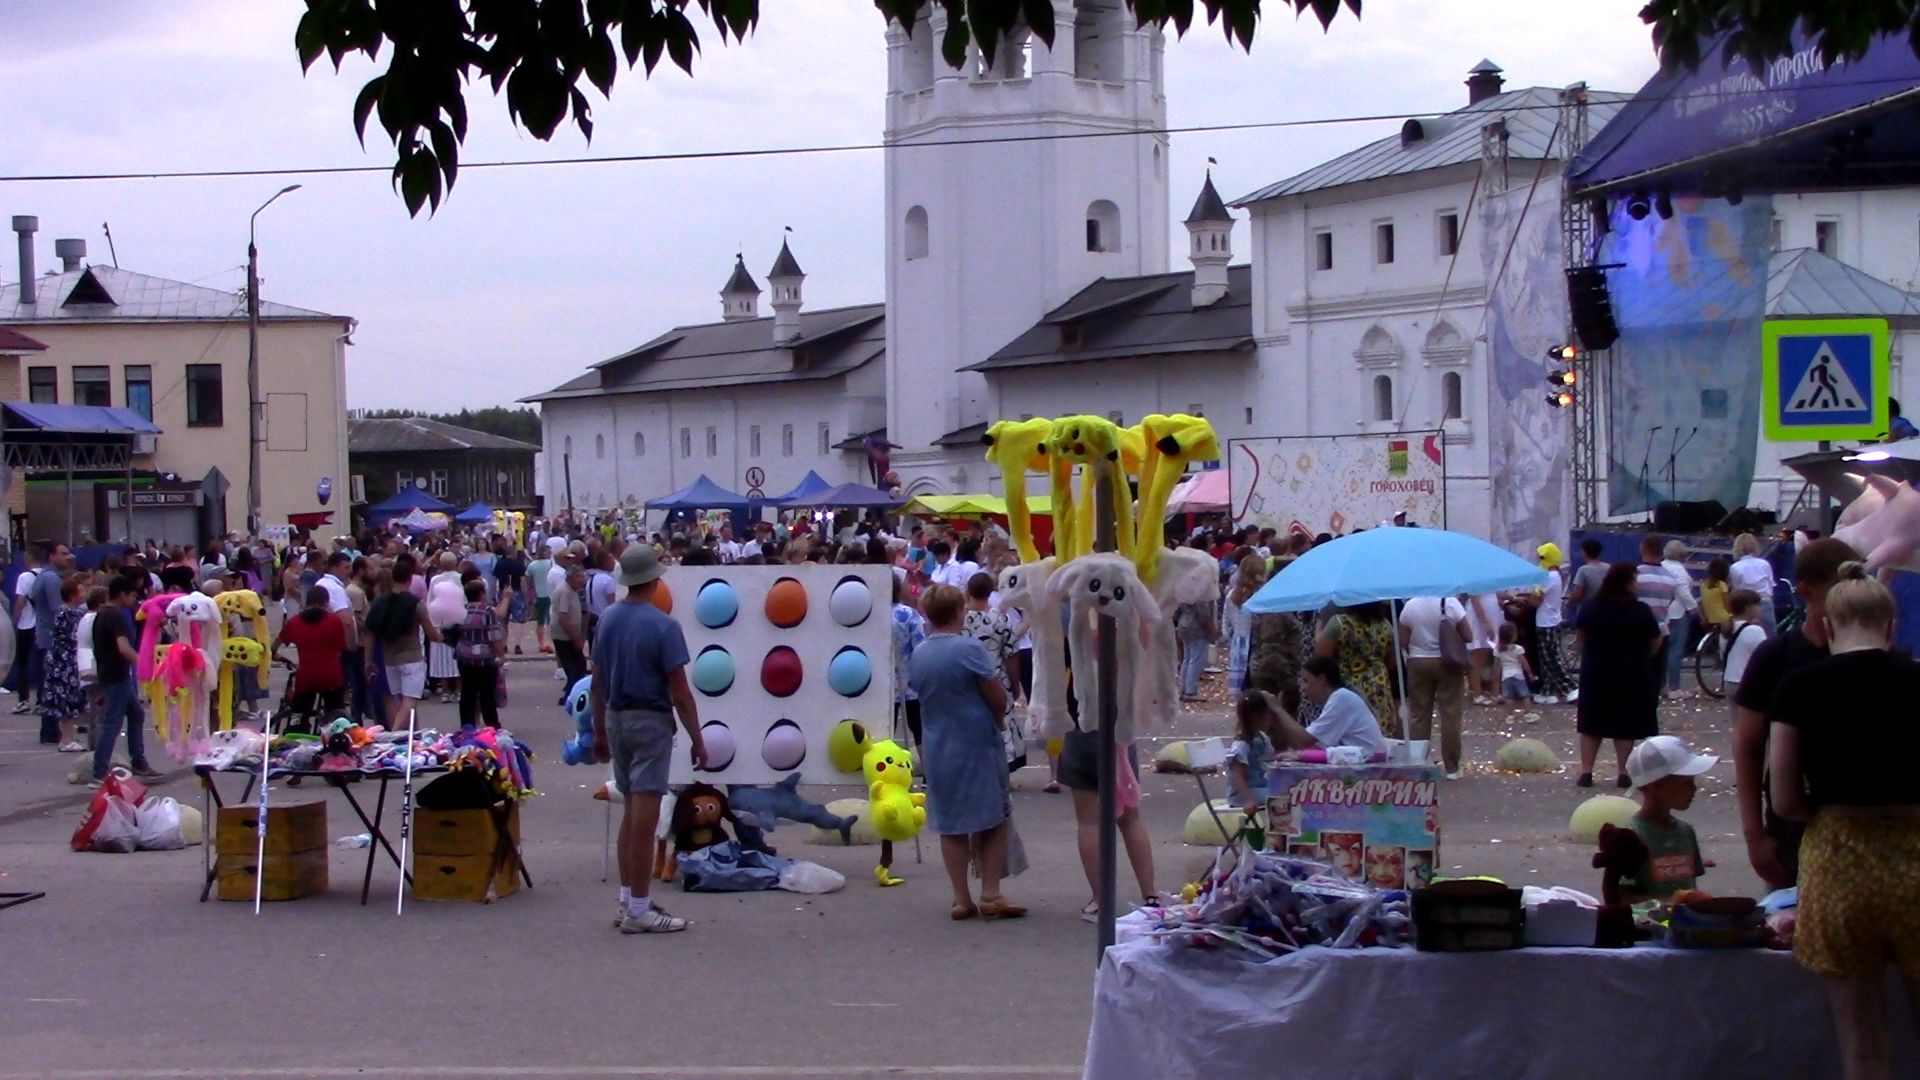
[1482,181,1571,553]
[1601,197,1772,516]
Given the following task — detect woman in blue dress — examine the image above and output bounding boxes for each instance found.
[908,584,1027,921]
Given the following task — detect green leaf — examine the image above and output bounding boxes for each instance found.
[351,74,386,146]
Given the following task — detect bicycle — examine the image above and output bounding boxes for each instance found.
[1688,624,1727,699]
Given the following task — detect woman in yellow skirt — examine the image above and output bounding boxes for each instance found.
[1769,562,1920,1080]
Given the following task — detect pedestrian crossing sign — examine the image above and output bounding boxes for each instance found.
[1761,318,1889,442]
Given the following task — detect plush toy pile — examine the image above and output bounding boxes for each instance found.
[196,722,537,800]
[1137,847,1413,959]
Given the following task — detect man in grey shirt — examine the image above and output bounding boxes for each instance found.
[1566,538,1609,620]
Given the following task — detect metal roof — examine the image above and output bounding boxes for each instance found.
[3,401,161,435]
[349,417,540,454]
[1234,85,1631,205]
[524,302,885,402]
[0,265,342,323]
[769,239,804,279]
[0,326,47,352]
[968,264,1254,372]
[933,421,990,447]
[1185,174,1232,223]
[1767,248,1920,321]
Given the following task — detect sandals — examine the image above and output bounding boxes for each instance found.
[1042,781,1062,794]
[950,903,978,921]
[978,896,1027,919]
[57,741,86,753]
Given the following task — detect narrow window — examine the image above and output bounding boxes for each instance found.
[595,433,605,459]
[705,426,718,457]
[1374,222,1395,265]
[1373,375,1394,422]
[782,424,794,457]
[1442,371,1463,420]
[124,365,152,420]
[27,366,55,404]
[1770,217,1784,252]
[750,425,762,457]
[1438,212,1460,257]
[1313,230,1334,271]
[633,431,645,456]
[904,206,929,260]
[185,364,223,427]
[680,427,691,459]
[1815,218,1840,257]
[1086,200,1121,253]
[818,422,831,455]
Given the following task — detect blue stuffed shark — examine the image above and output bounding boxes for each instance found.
[727,773,856,855]
[560,675,596,765]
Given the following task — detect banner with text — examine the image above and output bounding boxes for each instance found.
[1230,432,1447,536]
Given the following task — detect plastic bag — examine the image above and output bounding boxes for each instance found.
[136,796,186,851]
[776,860,846,894]
[91,796,140,853]
[70,772,148,851]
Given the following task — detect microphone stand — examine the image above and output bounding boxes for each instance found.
[1639,428,1661,525]
[1664,427,1698,497]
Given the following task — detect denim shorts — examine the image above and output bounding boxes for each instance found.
[609,708,675,796]
[1058,727,1140,792]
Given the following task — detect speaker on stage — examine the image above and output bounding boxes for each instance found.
[1566,266,1619,352]
[1715,506,1778,535]
[1655,500,1728,534]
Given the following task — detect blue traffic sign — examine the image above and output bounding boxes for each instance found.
[1761,318,1890,442]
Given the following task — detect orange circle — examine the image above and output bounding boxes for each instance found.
[651,579,673,614]
[763,577,808,628]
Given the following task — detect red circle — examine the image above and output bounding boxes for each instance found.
[760,646,803,697]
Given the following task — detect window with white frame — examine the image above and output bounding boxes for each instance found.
[1373,375,1394,422]
[1815,217,1841,257]
[1374,221,1395,265]
[1437,211,1460,257]
[1313,229,1333,270]
[395,470,413,492]
[1442,371,1463,420]
[429,470,448,498]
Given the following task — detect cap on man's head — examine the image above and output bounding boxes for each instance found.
[564,541,587,561]
[1626,735,1718,790]
[615,544,664,588]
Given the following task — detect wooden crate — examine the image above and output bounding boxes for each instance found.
[413,803,520,857]
[215,802,328,857]
[215,849,329,902]
[412,851,521,902]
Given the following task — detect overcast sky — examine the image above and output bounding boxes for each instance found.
[0,0,1661,411]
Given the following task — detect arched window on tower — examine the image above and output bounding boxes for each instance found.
[1373,375,1394,422]
[564,435,573,456]
[595,433,606,459]
[905,206,930,260]
[1441,371,1463,420]
[1087,200,1121,253]
[1075,0,1125,80]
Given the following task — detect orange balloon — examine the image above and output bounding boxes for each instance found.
[651,579,673,614]
[764,577,808,628]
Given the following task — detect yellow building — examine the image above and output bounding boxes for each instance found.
[0,229,352,543]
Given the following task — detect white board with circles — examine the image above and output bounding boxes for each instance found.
[659,564,895,787]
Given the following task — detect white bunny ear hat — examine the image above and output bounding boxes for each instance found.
[997,558,1071,739]
[1049,553,1163,743]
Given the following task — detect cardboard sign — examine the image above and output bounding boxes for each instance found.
[1266,763,1443,890]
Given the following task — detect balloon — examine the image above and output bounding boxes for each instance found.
[695,579,740,629]
[699,721,737,771]
[691,646,735,695]
[828,576,873,627]
[651,579,673,614]
[761,719,807,771]
[760,646,803,697]
[764,577,808,628]
[827,646,872,697]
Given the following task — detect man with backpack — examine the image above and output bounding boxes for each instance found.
[361,556,442,728]
[454,577,511,728]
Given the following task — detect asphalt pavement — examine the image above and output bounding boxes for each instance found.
[0,658,1758,1079]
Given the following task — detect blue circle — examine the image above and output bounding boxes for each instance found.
[692,645,735,696]
[827,646,872,697]
[695,580,739,629]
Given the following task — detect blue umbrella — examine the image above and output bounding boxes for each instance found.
[1245,528,1548,613]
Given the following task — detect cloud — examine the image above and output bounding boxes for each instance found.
[0,0,1658,410]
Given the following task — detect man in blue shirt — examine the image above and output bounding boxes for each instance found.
[591,545,708,934]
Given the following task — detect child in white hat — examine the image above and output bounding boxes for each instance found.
[1617,734,1718,904]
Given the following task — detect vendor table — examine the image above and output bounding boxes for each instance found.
[1085,939,1915,1080]
[194,765,532,905]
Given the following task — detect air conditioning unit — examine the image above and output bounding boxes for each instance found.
[349,474,366,503]
[131,434,157,456]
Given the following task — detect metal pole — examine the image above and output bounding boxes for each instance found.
[124,452,134,545]
[1094,459,1119,960]
[1818,440,1832,530]
[63,444,73,544]
[246,185,301,538]
[563,452,575,514]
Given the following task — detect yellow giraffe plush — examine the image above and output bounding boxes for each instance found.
[1134,413,1221,584]
[1048,414,1134,562]
[983,418,1054,564]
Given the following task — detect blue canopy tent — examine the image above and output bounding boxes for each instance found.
[767,470,833,505]
[780,482,906,510]
[364,486,454,526]
[453,501,496,525]
[646,475,755,522]
[1569,31,1920,197]
[1246,528,1547,747]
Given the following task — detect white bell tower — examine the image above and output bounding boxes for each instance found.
[882,0,1170,490]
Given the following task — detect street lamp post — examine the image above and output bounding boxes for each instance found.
[246,183,301,537]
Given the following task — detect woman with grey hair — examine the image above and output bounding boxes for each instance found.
[1661,538,1700,694]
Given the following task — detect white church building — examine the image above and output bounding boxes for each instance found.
[530,5,1920,532]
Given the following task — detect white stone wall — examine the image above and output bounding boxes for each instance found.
[539,361,883,512]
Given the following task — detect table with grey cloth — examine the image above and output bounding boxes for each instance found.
[1084,938,1914,1080]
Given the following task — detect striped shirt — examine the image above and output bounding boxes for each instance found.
[1635,561,1680,623]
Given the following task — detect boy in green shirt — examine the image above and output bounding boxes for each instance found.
[1620,735,1718,903]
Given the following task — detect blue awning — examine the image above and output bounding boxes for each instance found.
[767,470,833,504]
[453,501,496,524]
[646,474,754,515]
[3,401,161,435]
[365,486,455,523]
[1570,31,1920,197]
